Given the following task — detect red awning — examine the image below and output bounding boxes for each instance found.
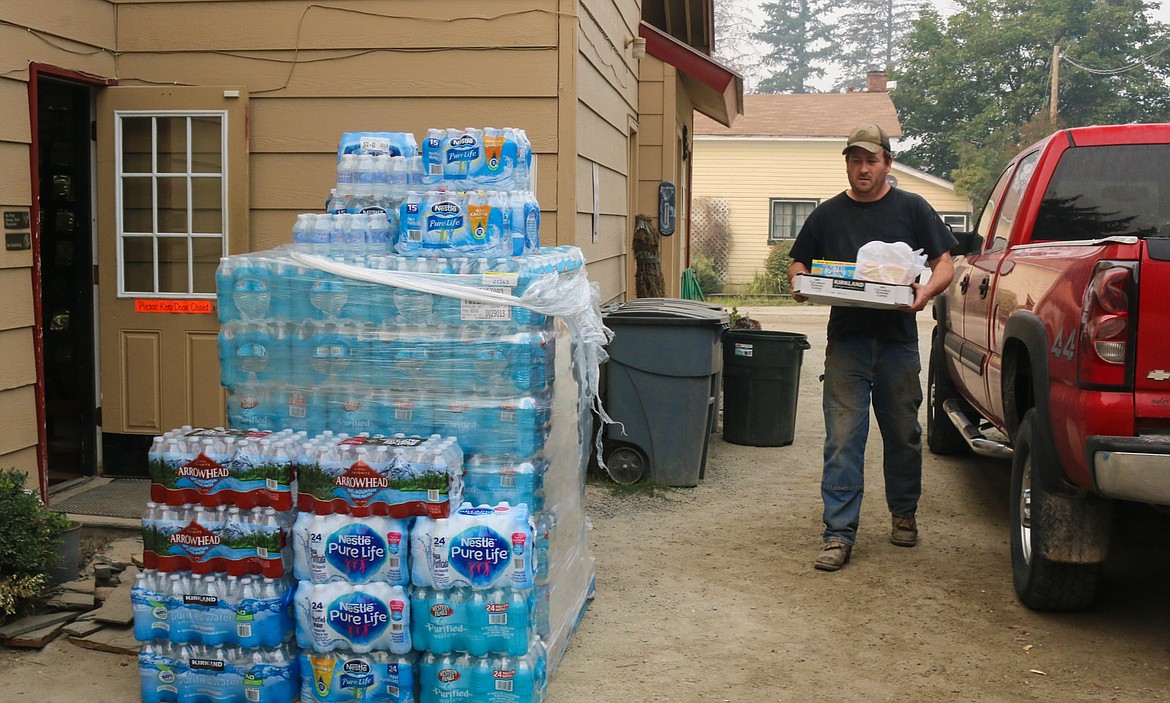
[639,21,743,127]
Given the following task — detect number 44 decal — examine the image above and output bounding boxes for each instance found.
[1051,328,1076,361]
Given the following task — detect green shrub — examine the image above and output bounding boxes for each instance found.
[689,254,723,294]
[0,469,71,619]
[747,240,795,295]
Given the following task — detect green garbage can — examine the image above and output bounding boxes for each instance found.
[722,330,810,447]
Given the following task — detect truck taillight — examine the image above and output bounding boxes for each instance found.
[1078,262,1135,388]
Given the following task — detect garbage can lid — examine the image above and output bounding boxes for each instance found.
[604,299,730,327]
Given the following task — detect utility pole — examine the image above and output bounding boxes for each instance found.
[1050,44,1060,120]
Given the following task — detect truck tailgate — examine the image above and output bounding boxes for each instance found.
[1135,241,1170,420]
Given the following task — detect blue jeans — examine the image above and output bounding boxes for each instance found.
[821,333,923,545]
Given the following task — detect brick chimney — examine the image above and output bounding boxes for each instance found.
[867,70,888,92]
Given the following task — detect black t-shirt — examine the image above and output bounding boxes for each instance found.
[789,187,957,342]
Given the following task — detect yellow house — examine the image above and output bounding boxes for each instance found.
[692,84,970,290]
[0,1,742,495]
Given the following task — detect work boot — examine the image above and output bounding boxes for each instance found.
[814,540,852,571]
[891,514,918,547]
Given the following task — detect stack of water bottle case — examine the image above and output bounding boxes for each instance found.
[133,128,599,703]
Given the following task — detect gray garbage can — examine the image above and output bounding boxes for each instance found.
[601,300,729,486]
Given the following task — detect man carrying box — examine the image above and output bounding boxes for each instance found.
[786,123,956,572]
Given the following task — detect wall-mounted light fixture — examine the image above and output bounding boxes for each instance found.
[626,36,647,60]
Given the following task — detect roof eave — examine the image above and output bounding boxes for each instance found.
[640,21,744,127]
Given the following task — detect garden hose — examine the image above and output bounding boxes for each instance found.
[680,268,705,301]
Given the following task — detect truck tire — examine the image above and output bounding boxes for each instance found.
[926,327,970,455]
[1010,409,1103,611]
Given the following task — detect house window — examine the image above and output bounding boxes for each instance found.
[769,199,818,242]
[941,213,969,232]
[116,112,227,298]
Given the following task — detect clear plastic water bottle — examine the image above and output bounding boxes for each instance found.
[138,640,180,703]
[355,153,379,194]
[299,649,417,703]
[421,128,446,186]
[366,212,391,257]
[132,570,168,643]
[395,258,437,324]
[337,153,358,197]
[293,212,316,247]
[309,272,350,319]
[411,584,465,655]
[230,257,274,321]
[215,257,236,324]
[295,581,412,654]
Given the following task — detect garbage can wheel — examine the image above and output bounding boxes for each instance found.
[604,444,648,485]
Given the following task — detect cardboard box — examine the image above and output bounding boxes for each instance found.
[794,274,915,309]
[810,259,857,278]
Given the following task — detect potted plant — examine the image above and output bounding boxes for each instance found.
[0,469,73,622]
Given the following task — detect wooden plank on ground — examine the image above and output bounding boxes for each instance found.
[45,589,96,611]
[59,574,96,594]
[68,625,140,656]
[62,616,105,639]
[89,566,136,625]
[3,622,66,648]
[0,610,79,639]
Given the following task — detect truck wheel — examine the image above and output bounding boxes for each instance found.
[1010,409,1103,611]
[926,328,970,455]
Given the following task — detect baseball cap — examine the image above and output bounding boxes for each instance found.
[842,124,891,155]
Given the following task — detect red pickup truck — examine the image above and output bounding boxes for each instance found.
[929,123,1170,611]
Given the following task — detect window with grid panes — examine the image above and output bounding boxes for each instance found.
[769,199,818,242]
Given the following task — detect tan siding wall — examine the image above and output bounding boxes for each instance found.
[0,385,38,456]
[0,0,116,477]
[112,1,558,51]
[576,0,639,302]
[0,328,37,391]
[634,58,664,299]
[4,447,41,487]
[0,4,116,79]
[892,168,973,216]
[3,0,116,50]
[664,73,693,293]
[692,138,971,286]
[633,59,692,297]
[110,1,564,253]
[0,78,32,145]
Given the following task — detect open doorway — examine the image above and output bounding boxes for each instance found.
[34,75,98,485]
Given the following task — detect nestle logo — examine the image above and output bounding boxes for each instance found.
[832,279,867,292]
[432,202,459,214]
[450,135,477,147]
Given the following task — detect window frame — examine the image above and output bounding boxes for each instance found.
[768,198,819,243]
[941,213,969,233]
[114,110,229,299]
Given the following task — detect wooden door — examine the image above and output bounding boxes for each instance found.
[95,87,249,435]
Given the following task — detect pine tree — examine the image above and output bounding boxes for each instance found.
[713,0,766,90]
[753,0,836,93]
[832,0,921,90]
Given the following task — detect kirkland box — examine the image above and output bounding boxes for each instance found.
[793,274,914,309]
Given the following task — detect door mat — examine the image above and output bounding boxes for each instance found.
[50,478,150,519]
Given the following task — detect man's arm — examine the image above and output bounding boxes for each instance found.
[787,261,811,303]
[906,252,954,312]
